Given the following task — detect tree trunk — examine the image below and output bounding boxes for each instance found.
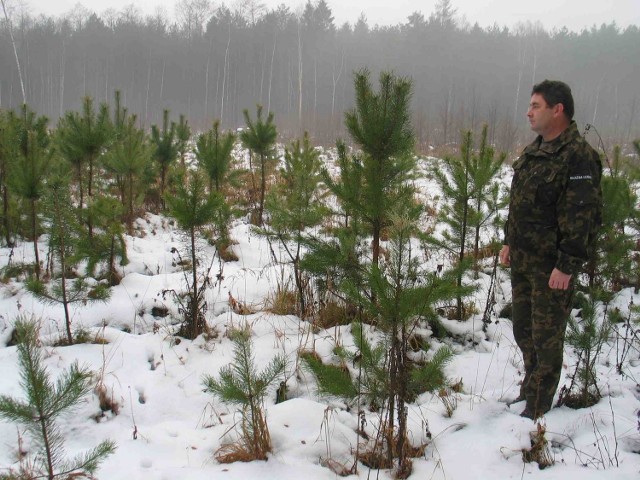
[109,235,118,286]
[1,0,26,104]
[190,225,199,338]
[395,323,409,475]
[127,172,134,235]
[221,24,231,124]
[39,414,55,480]
[293,242,305,318]
[204,35,213,117]
[59,237,73,345]
[372,224,381,266]
[457,198,469,321]
[386,325,398,467]
[297,21,303,124]
[259,153,266,225]
[31,198,40,280]
[1,180,13,247]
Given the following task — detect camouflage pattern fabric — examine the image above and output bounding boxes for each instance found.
[511,269,572,417]
[505,121,602,275]
[504,121,602,418]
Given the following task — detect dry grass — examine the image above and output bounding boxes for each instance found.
[440,302,480,321]
[53,328,109,347]
[216,239,239,262]
[314,300,353,329]
[319,457,356,477]
[215,409,272,463]
[94,383,120,418]
[438,387,458,418]
[358,424,427,479]
[228,292,255,315]
[522,422,554,469]
[265,287,298,316]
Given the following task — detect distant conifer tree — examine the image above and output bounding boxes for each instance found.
[151,109,179,210]
[103,116,153,235]
[167,169,222,339]
[9,105,51,279]
[175,114,192,167]
[56,96,112,237]
[0,109,18,247]
[259,132,327,318]
[196,120,238,253]
[240,105,277,225]
[343,69,416,266]
[26,173,110,345]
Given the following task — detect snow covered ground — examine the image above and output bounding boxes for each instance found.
[0,173,639,479]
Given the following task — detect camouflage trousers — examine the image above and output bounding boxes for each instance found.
[511,268,572,418]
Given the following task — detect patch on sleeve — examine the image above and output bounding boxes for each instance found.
[569,175,592,180]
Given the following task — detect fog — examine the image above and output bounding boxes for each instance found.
[1,0,638,153]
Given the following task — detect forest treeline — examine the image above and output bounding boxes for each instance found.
[1,0,639,154]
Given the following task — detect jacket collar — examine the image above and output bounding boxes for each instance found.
[522,121,579,157]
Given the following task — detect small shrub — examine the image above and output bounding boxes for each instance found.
[0,318,116,479]
[72,327,109,345]
[202,328,286,462]
[557,292,610,409]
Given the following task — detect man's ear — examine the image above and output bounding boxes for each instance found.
[553,103,565,117]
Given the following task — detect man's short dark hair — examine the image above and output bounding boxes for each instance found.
[531,80,574,120]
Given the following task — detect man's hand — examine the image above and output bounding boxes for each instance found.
[549,268,571,290]
[499,245,510,267]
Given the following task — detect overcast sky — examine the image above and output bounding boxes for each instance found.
[20,0,640,32]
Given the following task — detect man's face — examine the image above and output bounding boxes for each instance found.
[527,93,560,138]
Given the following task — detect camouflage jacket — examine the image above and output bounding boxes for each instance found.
[504,121,602,275]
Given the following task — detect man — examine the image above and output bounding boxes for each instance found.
[499,80,602,420]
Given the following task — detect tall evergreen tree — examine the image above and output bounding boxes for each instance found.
[26,173,110,345]
[9,106,51,279]
[80,196,128,286]
[167,169,222,339]
[259,132,327,318]
[240,105,277,226]
[587,146,638,292]
[150,109,179,209]
[468,125,506,262]
[104,116,153,235]
[175,113,192,167]
[343,69,416,266]
[302,141,366,298]
[342,211,464,477]
[195,120,238,253]
[0,110,17,246]
[428,129,497,319]
[56,96,112,237]
[196,119,237,193]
